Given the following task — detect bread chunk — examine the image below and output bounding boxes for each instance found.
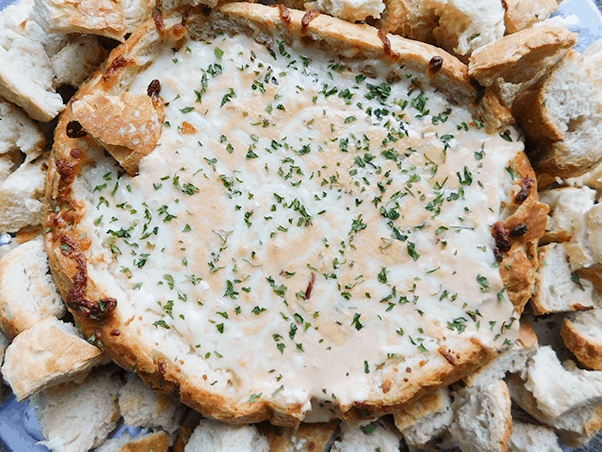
[331,419,403,452]
[530,242,595,315]
[0,154,48,232]
[377,0,443,44]
[71,92,165,175]
[119,374,186,436]
[183,420,270,452]
[449,379,512,452]
[513,50,602,178]
[539,187,596,245]
[1,316,105,401]
[507,421,561,452]
[51,35,109,88]
[31,0,127,41]
[0,24,64,122]
[433,0,506,61]
[503,0,561,34]
[32,365,123,452]
[258,420,339,452]
[393,387,453,448]
[119,0,157,33]
[562,309,602,371]
[305,0,386,21]
[0,96,46,162]
[0,236,64,338]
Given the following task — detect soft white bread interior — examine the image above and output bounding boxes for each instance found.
[539,187,596,245]
[0,235,64,338]
[529,242,595,315]
[118,373,186,437]
[503,0,561,34]
[377,0,443,44]
[0,95,46,162]
[433,0,506,61]
[449,379,512,452]
[118,0,157,33]
[0,18,64,122]
[393,387,453,448]
[50,35,108,88]
[183,419,270,452]
[32,365,123,452]
[507,421,562,452]
[31,0,127,41]
[0,153,48,232]
[1,316,105,401]
[331,419,403,452]
[513,49,602,178]
[562,308,602,371]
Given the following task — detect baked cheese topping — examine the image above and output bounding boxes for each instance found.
[78,32,522,409]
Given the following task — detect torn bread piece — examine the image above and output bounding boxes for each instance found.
[507,421,561,452]
[503,0,561,34]
[561,309,602,371]
[433,0,506,61]
[393,387,453,449]
[539,187,596,246]
[96,430,170,452]
[51,35,109,88]
[31,0,127,42]
[0,235,64,338]
[0,153,48,232]
[506,349,602,447]
[331,418,403,452]
[71,91,165,175]
[258,420,339,452]
[529,242,595,315]
[0,95,46,163]
[32,365,123,452]
[119,0,157,33]
[1,316,105,401]
[183,420,270,452]
[449,379,513,452]
[463,318,538,387]
[468,26,577,107]
[512,49,602,178]
[0,22,64,122]
[119,374,186,437]
[377,0,443,44]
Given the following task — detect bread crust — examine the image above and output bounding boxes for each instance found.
[561,315,602,371]
[45,3,543,426]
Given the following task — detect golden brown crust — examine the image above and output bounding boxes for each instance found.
[561,317,602,371]
[121,431,170,452]
[503,0,560,34]
[468,26,577,87]
[45,3,541,426]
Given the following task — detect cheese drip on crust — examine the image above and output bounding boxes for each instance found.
[63,25,525,418]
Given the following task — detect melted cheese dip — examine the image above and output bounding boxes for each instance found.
[79,32,522,410]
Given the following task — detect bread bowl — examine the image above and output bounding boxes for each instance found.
[43,2,548,427]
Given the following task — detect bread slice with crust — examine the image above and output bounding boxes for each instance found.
[331,418,403,452]
[468,26,577,108]
[529,242,595,315]
[1,316,105,401]
[503,0,561,34]
[377,0,443,44]
[258,420,339,452]
[31,0,127,42]
[0,95,46,163]
[96,430,171,452]
[393,387,453,448]
[0,235,65,338]
[512,49,602,178]
[51,35,109,89]
[561,309,602,371]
